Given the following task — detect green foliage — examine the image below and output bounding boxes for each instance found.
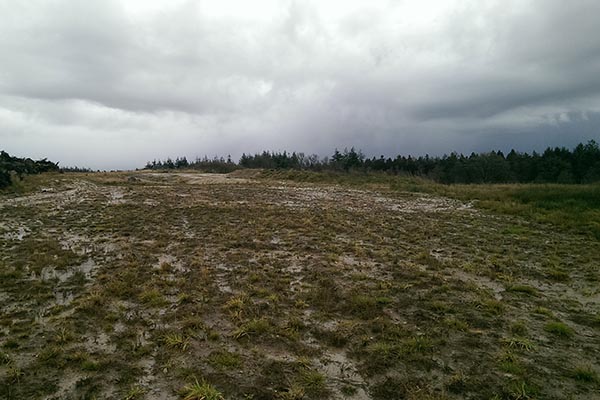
[145,155,237,173]
[0,352,11,365]
[506,285,538,296]
[6,365,24,383]
[232,318,272,340]
[544,321,575,338]
[433,183,600,238]
[180,378,224,400]
[570,365,599,383]
[123,385,146,400]
[162,333,190,350]
[208,350,241,370]
[506,380,539,400]
[498,353,525,375]
[502,337,535,352]
[0,150,59,189]
[138,288,167,307]
[509,321,528,336]
[146,140,600,184]
[298,370,327,397]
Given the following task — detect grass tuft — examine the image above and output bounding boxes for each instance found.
[544,321,575,338]
[570,365,599,383]
[162,332,190,350]
[180,378,224,400]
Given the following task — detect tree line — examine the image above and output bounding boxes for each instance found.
[144,140,600,184]
[145,155,238,174]
[0,151,59,189]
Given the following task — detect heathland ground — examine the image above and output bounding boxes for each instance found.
[0,170,599,399]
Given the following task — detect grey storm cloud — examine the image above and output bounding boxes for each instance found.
[1,0,600,169]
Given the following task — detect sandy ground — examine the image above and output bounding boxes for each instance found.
[0,172,598,400]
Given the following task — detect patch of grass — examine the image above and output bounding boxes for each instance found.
[297,369,327,397]
[570,365,599,383]
[0,352,11,365]
[433,183,600,239]
[509,321,528,336]
[54,327,74,344]
[284,316,306,335]
[162,332,190,350]
[443,317,469,331]
[123,385,146,400]
[403,336,434,354]
[365,342,402,369]
[340,385,357,396]
[416,251,443,269]
[502,337,535,352]
[544,321,575,338]
[208,350,241,370]
[138,288,168,307]
[6,365,24,383]
[546,268,570,282]
[506,380,539,400]
[224,292,250,320]
[478,299,505,315]
[180,378,224,400]
[347,294,383,318]
[232,318,272,340]
[430,300,453,314]
[177,292,193,305]
[315,328,349,348]
[38,346,63,367]
[446,371,468,394]
[305,278,342,311]
[532,306,554,318]
[369,377,407,400]
[499,358,525,376]
[277,385,305,400]
[2,339,20,349]
[506,284,538,296]
[502,226,531,236]
[81,359,101,371]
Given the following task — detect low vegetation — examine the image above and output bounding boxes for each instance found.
[0,169,598,399]
[145,140,600,184]
[0,150,59,189]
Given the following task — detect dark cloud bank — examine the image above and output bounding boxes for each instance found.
[1,0,600,169]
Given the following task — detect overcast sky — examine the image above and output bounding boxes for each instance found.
[1,0,600,169]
